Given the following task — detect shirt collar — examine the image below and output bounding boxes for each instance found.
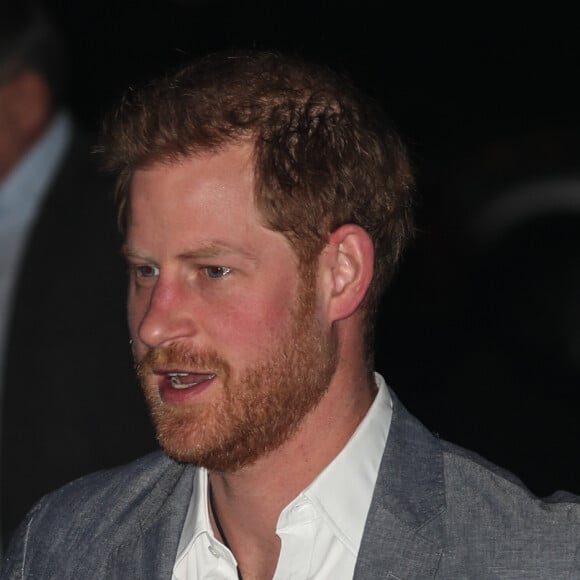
[282,373,392,552]
[176,464,211,560]
[0,110,72,209]
[174,466,239,575]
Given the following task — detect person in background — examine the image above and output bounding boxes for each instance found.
[0,0,155,550]
[2,49,579,578]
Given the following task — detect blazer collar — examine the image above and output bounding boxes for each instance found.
[354,390,446,579]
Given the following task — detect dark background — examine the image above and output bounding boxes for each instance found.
[41,0,580,496]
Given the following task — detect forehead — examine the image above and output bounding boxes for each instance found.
[128,143,258,224]
[125,143,292,260]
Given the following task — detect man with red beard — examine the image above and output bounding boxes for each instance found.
[2,50,580,579]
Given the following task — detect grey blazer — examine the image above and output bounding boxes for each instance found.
[2,392,579,579]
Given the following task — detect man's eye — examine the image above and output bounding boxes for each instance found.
[204,266,231,279]
[136,264,160,278]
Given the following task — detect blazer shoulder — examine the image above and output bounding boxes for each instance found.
[441,436,580,510]
[434,439,580,575]
[1,452,192,578]
[358,391,580,578]
[31,451,183,528]
[44,450,180,507]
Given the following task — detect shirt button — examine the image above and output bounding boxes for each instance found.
[208,544,221,558]
[293,502,313,514]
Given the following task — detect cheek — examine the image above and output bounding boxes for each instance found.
[218,288,296,350]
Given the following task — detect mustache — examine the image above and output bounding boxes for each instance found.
[136,343,231,378]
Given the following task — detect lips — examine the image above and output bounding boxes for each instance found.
[156,370,217,404]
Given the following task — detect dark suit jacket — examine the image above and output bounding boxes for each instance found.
[1,391,579,579]
[0,125,157,547]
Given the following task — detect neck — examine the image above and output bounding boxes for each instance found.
[208,361,376,578]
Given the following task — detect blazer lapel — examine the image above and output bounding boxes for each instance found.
[354,392,446,579]
[104,461,196,579]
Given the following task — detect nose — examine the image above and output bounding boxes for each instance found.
[132,278,197,349]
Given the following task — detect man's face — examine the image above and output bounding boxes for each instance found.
[125,144,337,471]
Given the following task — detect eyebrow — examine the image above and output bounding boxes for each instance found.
[121,241,258,262]
[178,242,258,262]
[121,245,150,260]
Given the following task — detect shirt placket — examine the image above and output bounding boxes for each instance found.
[274,498,317,579]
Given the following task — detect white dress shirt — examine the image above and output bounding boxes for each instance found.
[173,373,393,579]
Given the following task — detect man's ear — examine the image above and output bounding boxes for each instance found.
[319,224,374,322]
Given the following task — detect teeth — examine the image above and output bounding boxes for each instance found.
[170,375,188,388]
[167,372,216,389]
[169,373,193,389]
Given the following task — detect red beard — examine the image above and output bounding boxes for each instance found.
[136,275,338,471]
